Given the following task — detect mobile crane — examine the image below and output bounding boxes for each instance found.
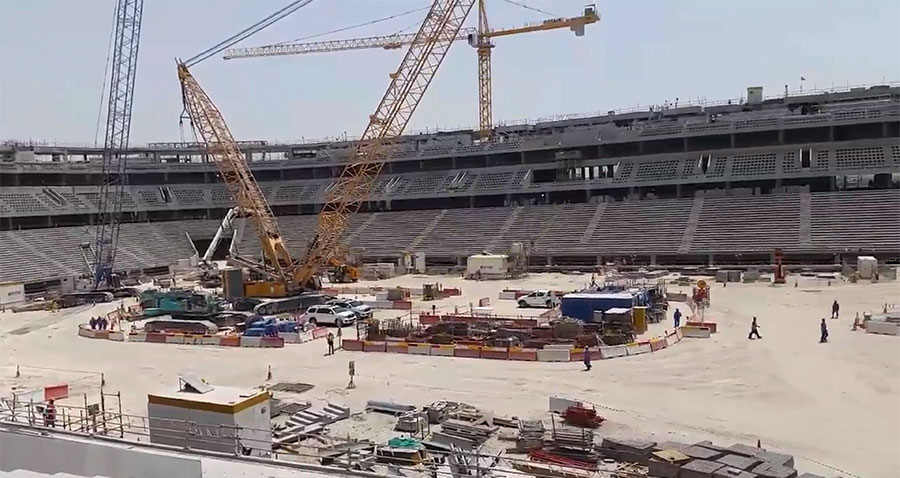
[223,1,599,138]
[179,0,477,296]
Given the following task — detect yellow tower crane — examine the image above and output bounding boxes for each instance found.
[223,1,599,138]
[179,0,477,295]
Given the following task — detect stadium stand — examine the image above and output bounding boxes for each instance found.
[1,190,898,284]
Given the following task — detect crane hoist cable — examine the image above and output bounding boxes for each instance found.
[276,4,431,45]
[185,0,316,67]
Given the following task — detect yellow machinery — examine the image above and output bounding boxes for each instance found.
[223,1,599,138]
[178,0,477,296]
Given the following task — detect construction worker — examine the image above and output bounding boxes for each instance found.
[44,399,56,427]
[583,347,592,371]
[748,317,762,340]
[831,300,840,319]
[673,308,682,328]
[820,318,829,343]
[326,332,335,355]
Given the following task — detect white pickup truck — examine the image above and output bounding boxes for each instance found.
[517,290,560,308]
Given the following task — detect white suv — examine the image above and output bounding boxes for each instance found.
[517,290,560,308]
[327,299,373,320]
[301,305,357,327]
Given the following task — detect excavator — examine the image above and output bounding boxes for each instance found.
[178,0,477,297]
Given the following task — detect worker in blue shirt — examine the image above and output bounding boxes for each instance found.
[673,308,682,328]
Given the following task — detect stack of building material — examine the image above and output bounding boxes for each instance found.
[551,426,594,452]
[752,462,799,478]
[366,400,417,415]
[395,411,426,434]
[517,419,545,450]
[599,436,656,464]
[440,418,496,443]
[528,449,597,470]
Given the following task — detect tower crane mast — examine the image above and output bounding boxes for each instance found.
[90,0,143,288]
[223,2,599,139]
[179,0,476,293]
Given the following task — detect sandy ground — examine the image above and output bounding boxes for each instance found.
[1,272,898,478]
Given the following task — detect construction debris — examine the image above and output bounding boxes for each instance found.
[516,419,545,451]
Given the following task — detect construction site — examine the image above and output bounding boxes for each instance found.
[1,1,900,478]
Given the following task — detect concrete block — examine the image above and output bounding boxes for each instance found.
[682,326,712,338]
[649,458,681,478]
[430,344,454,356]
[201,336,221,346]
[866,320,899,335]
[108,331,125,341]
[751,462,798,478]
[128,332,146,342]
[655,441,693,454]
[165,334,185,344]
[795,474,825,478]
[718,454,762,471]
[600,345,627,358]
[626,342,652,355]
[713,467,758,478]
[408,343,432,355]
[537,348,570,362]
[726,443,765,458]
[280,332,300,344]
[755,450,794,468]
[681,459,725,478]
[239,336,261,347]
[684,445,725,461]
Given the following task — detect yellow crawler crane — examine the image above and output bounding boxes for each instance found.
[178,0,478,295]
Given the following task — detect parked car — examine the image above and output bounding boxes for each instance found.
[326,298,373,320]
[517,290,560,308]
[300,305,357,327]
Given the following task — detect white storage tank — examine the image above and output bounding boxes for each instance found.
[857,256,878,279]
[466,254,509,277]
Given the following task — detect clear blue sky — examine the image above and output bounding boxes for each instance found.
[1,0,898,145]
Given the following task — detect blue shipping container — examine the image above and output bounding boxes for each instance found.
[560,293,635,322]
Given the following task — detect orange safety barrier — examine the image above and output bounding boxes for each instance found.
[570,348,585,362]
[508,348,538,361]
[480,347,509,360]
[386,342,409,354]
[453,345,482,358]
[260,337,285,348]
[219,335,241,347]
[363,341,386,352]
[145,333,167,343]
[342,339,364,351]
[44,384,69,401]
